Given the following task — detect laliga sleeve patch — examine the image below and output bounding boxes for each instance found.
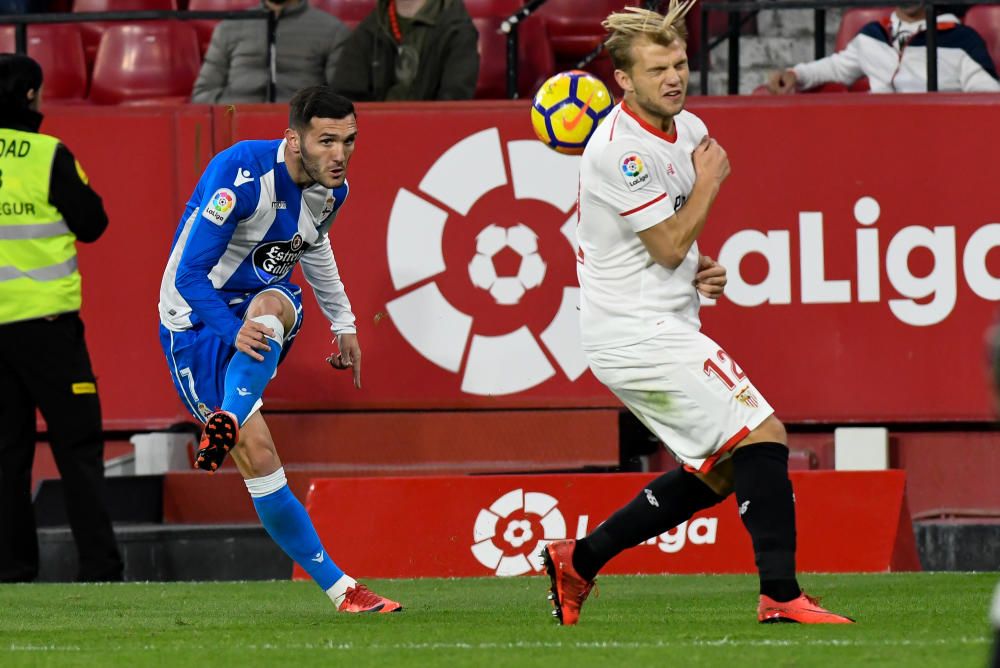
[619,152,651,192]
[202,188,237,225]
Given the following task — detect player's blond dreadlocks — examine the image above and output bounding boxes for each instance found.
[603,1,697,72]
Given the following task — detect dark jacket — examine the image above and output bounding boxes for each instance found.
[0,107,107,243]
[333,0,479,101]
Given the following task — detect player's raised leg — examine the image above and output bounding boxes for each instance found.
[732,416,853,624]
[230,411,401,614]
[196,290,293,472]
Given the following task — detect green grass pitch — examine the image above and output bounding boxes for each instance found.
[0,573,995,667]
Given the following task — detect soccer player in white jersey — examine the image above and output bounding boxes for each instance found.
[540,3,853,625]
[158,87,400,614]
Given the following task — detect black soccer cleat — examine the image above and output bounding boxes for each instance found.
[195,410,239,472]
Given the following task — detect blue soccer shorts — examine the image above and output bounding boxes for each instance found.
[158,283,304,423]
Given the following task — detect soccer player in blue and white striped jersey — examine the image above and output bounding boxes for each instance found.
[158,86,400,614]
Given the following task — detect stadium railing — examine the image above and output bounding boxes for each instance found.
[700,0,1000,94]
[500,0,1000,97]
[4,2,997,98]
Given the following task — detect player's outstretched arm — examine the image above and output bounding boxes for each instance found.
[637,136,729,269]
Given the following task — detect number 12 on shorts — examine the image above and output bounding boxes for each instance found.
[703,349,746,391]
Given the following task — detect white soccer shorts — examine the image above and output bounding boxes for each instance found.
[587,327,774,473]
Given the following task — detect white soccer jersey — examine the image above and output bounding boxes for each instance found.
[577,102,709,351]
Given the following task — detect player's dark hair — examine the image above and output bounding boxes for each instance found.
[289,86,355,130]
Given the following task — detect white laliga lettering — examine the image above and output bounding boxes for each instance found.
[886,226,957,326]
[800,212,851,304]
[657,522,688,554]
[717,230,792,307]
[963,223,1000,300]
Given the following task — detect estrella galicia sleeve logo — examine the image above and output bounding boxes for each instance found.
[619,152,651,192]
[202,188,236,226]
[252,234,309,283]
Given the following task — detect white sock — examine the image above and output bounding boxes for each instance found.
[243,467,287,498]
[326,573,357,607]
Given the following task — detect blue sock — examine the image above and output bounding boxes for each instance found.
[248,469,344,590]
[222,315,283,425]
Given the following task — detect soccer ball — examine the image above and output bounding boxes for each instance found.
[530,70,614,155]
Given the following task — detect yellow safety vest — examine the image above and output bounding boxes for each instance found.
[0,129,81,324]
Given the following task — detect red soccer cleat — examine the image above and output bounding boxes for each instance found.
[541,539,595,626]
[195,410,239,472]
[337,583,403,614]
[758,592,855,624]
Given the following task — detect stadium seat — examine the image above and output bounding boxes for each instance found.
[72,0,178,66]
[0,24,89,100]
[89,21,201,104]
[312,0,375,23]
[535,0,640,61]
[463,0,520,19]
[835,6,893,51]
[186,0,257,56]
[964,5,1000,73]
[474,15,554,99]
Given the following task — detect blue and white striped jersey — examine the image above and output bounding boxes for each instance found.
[158,139,356,346]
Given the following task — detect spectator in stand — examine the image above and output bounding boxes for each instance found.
[332,0,479,101]
[192,0,350,103]
[766,4,1000,93]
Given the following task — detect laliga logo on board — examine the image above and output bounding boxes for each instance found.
[384,128,589,395]
[471,488,567,576]
[470,489,722,576]
[468,223,547,305]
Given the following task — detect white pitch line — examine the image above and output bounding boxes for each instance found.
[6,637,991,652]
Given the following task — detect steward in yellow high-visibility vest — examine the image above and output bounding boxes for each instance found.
[0,54,122,583]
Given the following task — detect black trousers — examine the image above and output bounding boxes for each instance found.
[0,313,122,582]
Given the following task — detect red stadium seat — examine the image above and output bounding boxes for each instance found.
[0,24,89,100]
[186,0,257,56]
[964,5,1000,73]
[89,21,201,104]
[463,0,520,19]
[535,0,640,60]
[72,0,178,67]
[474,15,554,99]
[835,6,893,51]
[312,0,375,22]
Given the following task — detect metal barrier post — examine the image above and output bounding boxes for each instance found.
[813,7,826,59]
[727,9,740,94]
[926,2,938,91]
[506,27,518,99]
[15,23,26,54]
[700,5,710,94]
